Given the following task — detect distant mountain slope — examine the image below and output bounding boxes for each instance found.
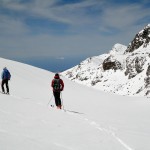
[62,24,150,96]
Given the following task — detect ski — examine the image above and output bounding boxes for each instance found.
[0,91,10,95]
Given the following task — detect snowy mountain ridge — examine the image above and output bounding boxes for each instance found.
[62,24,150,96]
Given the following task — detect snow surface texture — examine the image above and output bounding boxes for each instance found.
[0,57,150,150]
[62,24,150,97]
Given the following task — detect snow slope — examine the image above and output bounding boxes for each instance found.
[0,57,150,150]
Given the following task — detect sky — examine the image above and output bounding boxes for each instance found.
[0,0,150,72]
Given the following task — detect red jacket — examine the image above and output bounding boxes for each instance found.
[51,74,64,92]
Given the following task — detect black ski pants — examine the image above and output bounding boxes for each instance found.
[53,91,61,106]
[1,79,9,93]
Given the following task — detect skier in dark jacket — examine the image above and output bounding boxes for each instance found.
[1,67,11,94]
[51,73,64,109]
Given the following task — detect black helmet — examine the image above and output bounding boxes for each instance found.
[55,73,59,77]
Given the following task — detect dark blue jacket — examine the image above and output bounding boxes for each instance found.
[1,68,11,80]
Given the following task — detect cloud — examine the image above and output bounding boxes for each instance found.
[0,0,104,25]
[100,3,150,29]
[56,57,65,60]
[0,14,29,36]
[0,0,149,61]
[1,0,149,31]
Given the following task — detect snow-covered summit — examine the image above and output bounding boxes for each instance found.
[62,24,150,96]
[109,43,127,55]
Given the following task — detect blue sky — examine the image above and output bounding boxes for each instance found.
[0,0,150,71]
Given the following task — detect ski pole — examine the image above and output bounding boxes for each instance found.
[47,94,53,106]
[61,92,64,110]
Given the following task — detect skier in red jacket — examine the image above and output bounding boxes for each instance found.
[51,73,64,109]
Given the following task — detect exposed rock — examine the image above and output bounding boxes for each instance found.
[125,24,150,53]
[125,56,146,79]
[103,56,122,71]
[144,76,150,88]
[146,65,150,76]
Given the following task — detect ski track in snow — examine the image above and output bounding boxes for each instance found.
[47,102,134,150]
[46,98,135,150]
[10,94,31,101]
[54,143,75,150]
[87,119,134,150]
[58,105,134,150]
[6,94,46,107]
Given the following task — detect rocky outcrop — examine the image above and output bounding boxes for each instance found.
[103,56,122,71]
[125,56,146,79]
[125,24,150,53]
[144,65,150,95]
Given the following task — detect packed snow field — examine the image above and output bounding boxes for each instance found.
[0,57,150,150]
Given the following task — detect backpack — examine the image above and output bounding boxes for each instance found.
[53,79,61,91]
[6,70,11,80]
[2,70,11,80]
